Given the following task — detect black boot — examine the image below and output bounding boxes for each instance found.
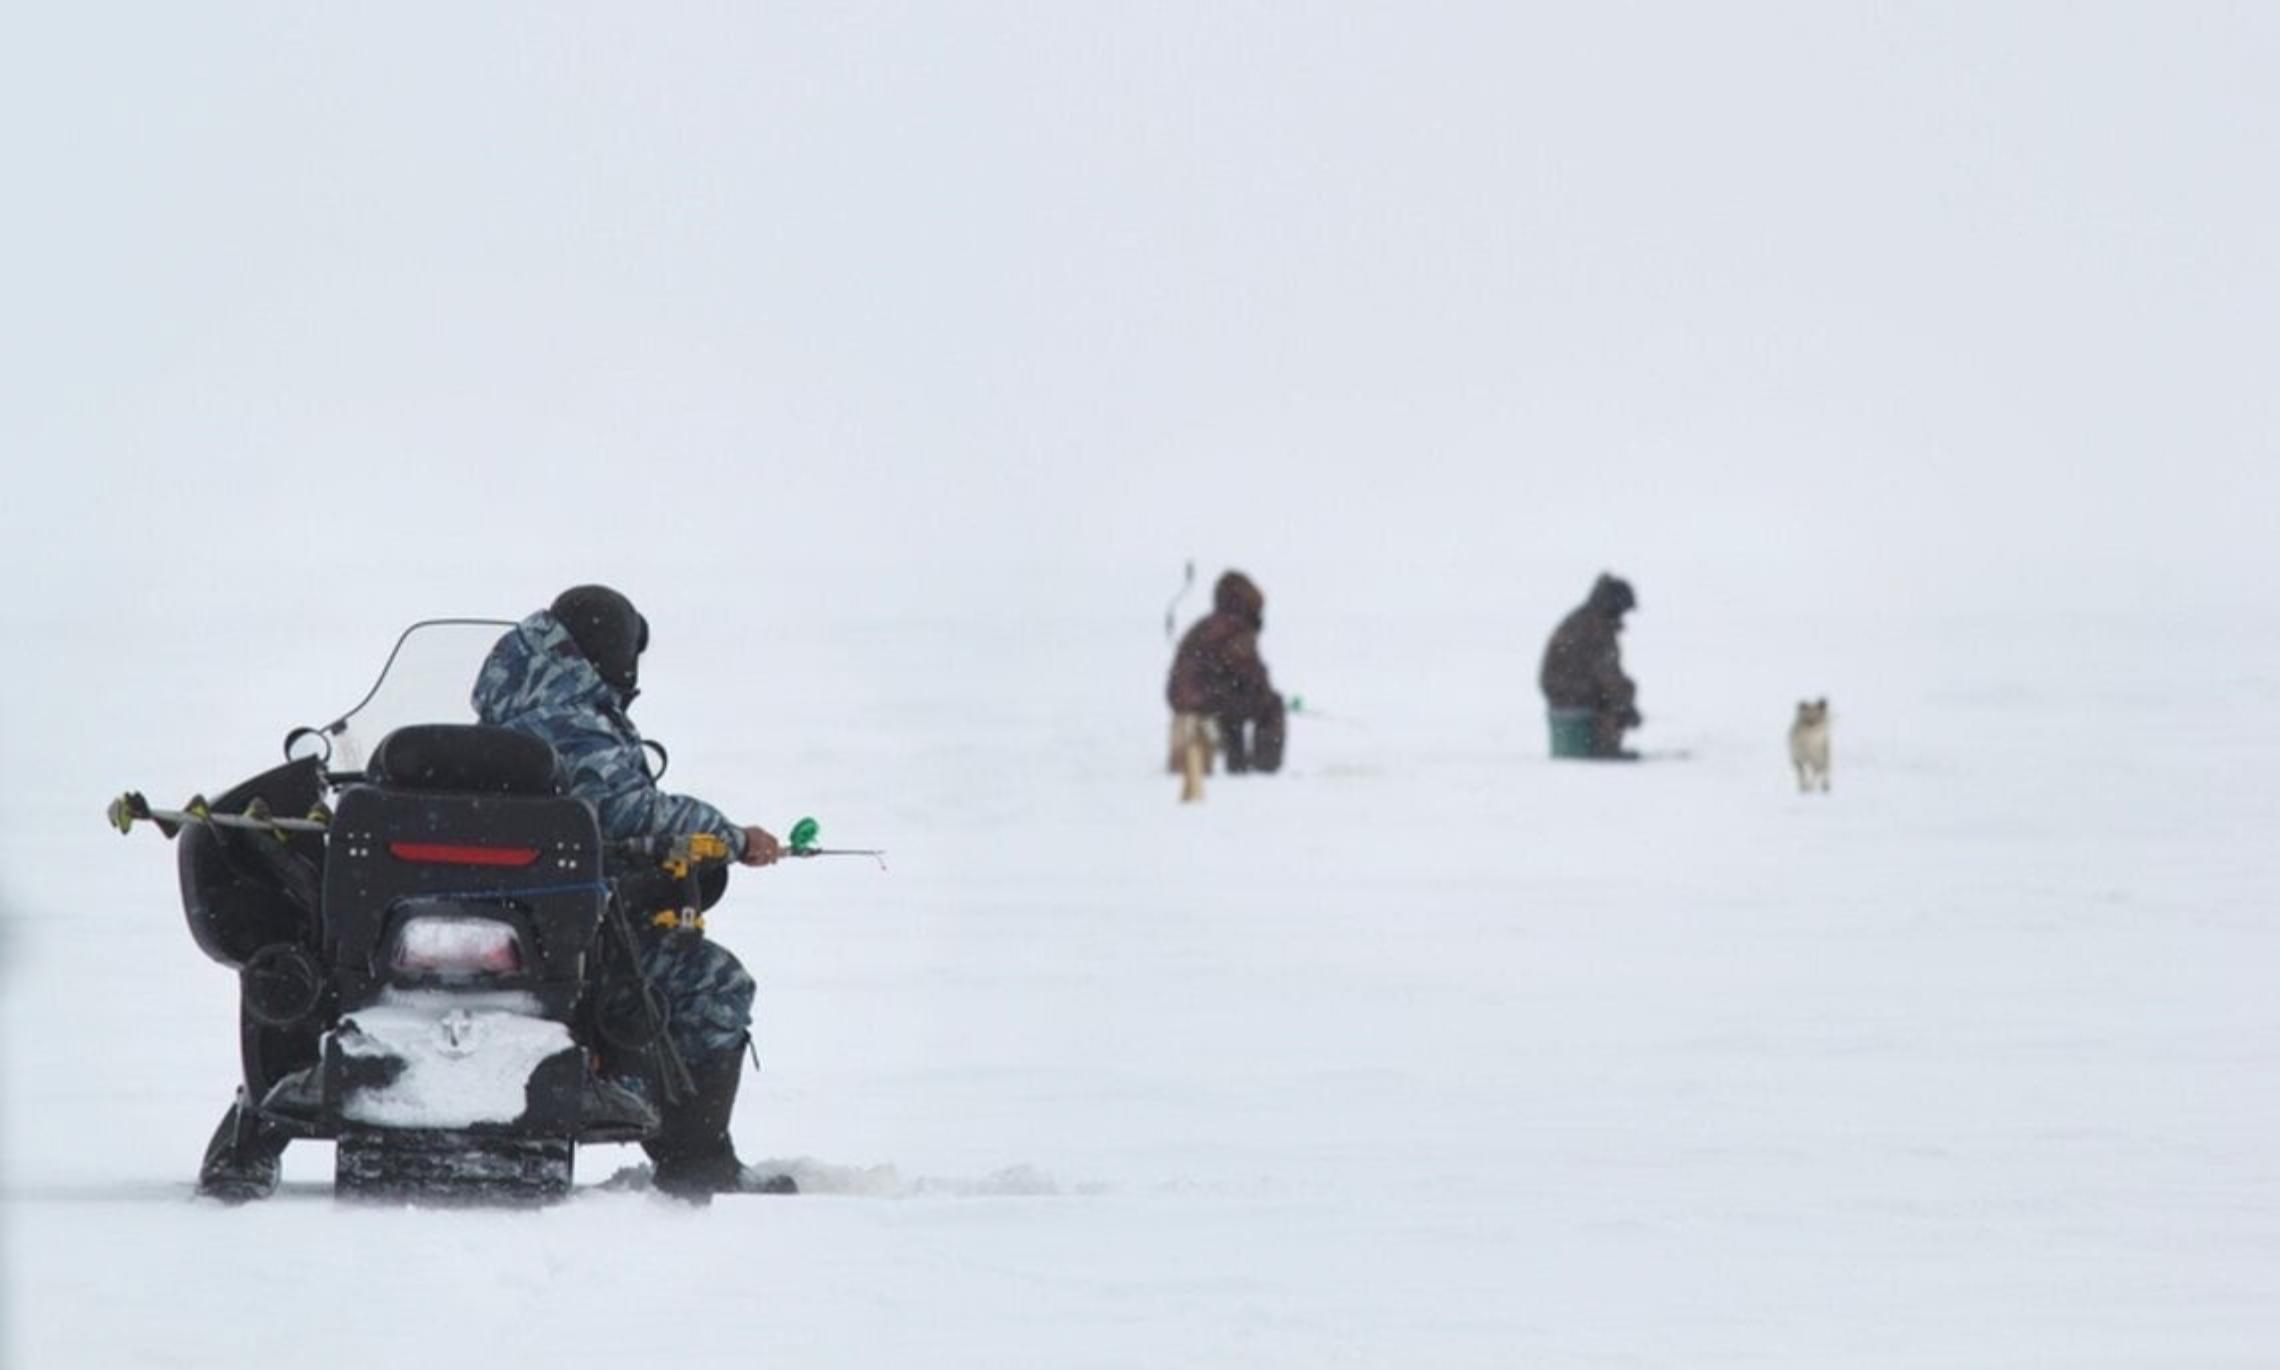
[1250,697,1287,774]
[581,1074,660,1141]
[645,1051,747,1202]
[197,1092,289,1202]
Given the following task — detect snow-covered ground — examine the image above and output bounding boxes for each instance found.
[5,590,2276,1367]
[8,5,2279,1363]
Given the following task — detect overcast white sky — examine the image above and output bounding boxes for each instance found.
[4,2,2275,622]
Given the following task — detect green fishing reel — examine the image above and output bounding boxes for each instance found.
[780,815,888,868]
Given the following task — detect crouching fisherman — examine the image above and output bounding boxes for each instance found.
[473,585,790,1200]
[1539,572,1642,760]
[1166,570,1286,801]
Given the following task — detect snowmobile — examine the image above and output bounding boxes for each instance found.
[133,620,712,1201]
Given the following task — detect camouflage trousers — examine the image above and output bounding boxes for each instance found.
[636,932,757,1068]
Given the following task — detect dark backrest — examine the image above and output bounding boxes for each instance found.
[367,724,559,796]
[321,743,602,1010]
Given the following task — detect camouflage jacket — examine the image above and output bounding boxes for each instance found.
[471,612,746,858]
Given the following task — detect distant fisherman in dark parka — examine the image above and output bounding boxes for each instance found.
[1540,573,1641,759]
[1167,570,1286,776]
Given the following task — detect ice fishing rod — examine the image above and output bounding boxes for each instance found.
[782,816,887,870]
[1285,695,1364,727]
[1163,558,1196,642]
[621,818,887,874]
[107,791,329,842]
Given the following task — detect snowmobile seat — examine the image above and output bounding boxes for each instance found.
[367,724,560,796]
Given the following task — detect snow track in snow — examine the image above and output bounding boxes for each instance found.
[593,1158,1068,1199]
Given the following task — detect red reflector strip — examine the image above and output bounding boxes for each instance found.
[388,842,542,867]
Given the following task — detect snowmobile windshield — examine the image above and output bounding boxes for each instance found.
[287,618,518,772]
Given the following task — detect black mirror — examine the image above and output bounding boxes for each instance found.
[283,727,334,765]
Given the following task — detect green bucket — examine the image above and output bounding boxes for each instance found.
[1547,708,1597,759]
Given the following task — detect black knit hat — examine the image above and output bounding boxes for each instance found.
[550,585,648,697]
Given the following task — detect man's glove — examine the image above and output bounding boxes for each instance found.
[739,825,782,866]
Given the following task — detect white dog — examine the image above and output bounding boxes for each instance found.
[1788,698,1831,793]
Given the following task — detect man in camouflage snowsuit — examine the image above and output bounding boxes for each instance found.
[473,585,785,1198]
[1539,572,1642,759]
